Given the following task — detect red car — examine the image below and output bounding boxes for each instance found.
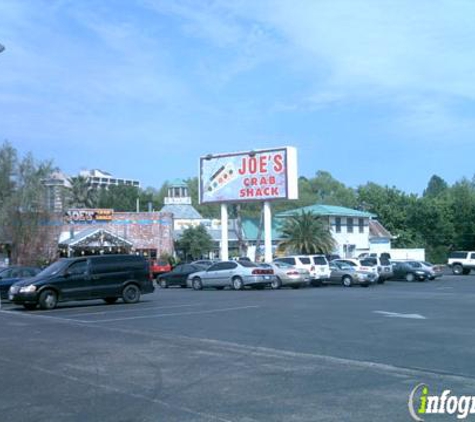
[150,259,172,278]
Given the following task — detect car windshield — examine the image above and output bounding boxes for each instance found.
[360,259,376,266]
[36,260,67,277]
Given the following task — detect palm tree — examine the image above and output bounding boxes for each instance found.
[278,210,336,254]
[69,176,97,208]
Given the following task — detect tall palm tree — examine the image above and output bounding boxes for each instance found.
[278,210,336,254]
[69,176,97,208]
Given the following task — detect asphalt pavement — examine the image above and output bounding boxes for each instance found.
[1,274,475,421]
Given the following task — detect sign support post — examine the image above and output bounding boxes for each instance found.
[264,201,272,263]
[220,203,229,261]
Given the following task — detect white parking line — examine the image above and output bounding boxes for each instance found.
[373,310,426,319]
[65,303,203,318]
[86,305,261,323]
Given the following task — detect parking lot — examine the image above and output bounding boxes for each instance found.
[2,275,475,421]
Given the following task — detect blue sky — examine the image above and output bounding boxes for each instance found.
[1,0,474,194]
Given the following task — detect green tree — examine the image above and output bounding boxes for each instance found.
[0,142,55,265]
[278,211,336,254]
[310,170,357,207]
[96,185,139,211]
[423,175,449,198]
[69,175,97,208]
[449,178,475,250]
[176,224,214,261]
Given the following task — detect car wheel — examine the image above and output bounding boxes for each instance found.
[342,276,353,287]
[271,277,282,290]
[452,264,463,275]
[406,273,415,282]
[38,289,58,310]
[23,303,37,310]
[192,277,203,290]
[377,278,385,284]
[104,297,118,304]
[122,284,141,304]
[232,277,244,290]
[159,279,168,289]
[463,268,471,275]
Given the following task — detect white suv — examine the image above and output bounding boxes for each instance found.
[447,251,475,275]
[274,255,330,286]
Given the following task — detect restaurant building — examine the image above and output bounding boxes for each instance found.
[45,209,174,260]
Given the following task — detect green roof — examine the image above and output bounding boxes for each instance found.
[275,204,376,218]
[241,218,284,241]
[169,178,188,188]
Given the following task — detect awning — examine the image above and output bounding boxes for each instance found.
[59,228,133,249]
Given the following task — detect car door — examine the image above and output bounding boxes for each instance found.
[215,262,238,286]
[168,265,185,285]
[328,263,344,284]
[200,263,223,287]
[61,259,91,300]
[391,263,404,280]
[89,257,125,299]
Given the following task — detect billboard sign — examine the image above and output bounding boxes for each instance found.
[199,147,298,204]
[65,209,113,224]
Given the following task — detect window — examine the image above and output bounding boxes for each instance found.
[359,218,364,233]
[298,257,311,264]
[347,218,354,233]
[450,252,468,259]
[275,258,295,265]
[312,256,327,265]
[208,262,236,271]
[335,217,341,233]
[67,260,88,276]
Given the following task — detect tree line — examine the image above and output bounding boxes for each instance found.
[1,141,473,264]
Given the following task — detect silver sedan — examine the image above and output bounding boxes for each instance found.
[187,260,276,290]
[261,262,310,289]
[328,261,378,287]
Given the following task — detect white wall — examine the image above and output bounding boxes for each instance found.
[329,216,370,257]
[390,248,425,261]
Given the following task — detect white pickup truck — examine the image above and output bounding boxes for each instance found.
[447,251,475,275]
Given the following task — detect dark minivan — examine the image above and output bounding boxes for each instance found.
[8,255,154,310]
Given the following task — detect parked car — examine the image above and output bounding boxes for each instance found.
[273,255,329,286]
[260,262,310,289]
[308,254,331,286]
[150,258,172,279]
[404,260,444,280]
[447,251,475,275]
[157,263,207,288]
[0,266,41,300]
[331,258,379,281]
[359,256,393,283]
[188,260,275,290]
[8,255,154,310]
[328,261,378,287]
[391,261,431,282]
